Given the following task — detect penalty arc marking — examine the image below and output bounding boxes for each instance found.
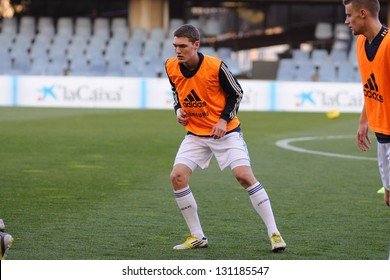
[275,135,377,161]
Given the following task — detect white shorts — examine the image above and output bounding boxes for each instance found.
[174,132,251,171]
[377,142,390,191]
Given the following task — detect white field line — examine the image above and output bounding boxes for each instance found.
[275,135,377,161]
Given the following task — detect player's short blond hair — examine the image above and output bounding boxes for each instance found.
[342,0,380,16]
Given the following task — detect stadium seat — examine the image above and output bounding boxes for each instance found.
[139,63,161,78]
[105,55,124,76]
[351,61,361,82]
[50,36,69,63]
[11,51,31,75]
[0,34,13,53]
[311,49,329,66]
[314,22,333,40]
[57,17,74,37]
[187,19,201,29]
[105,39,125,59]
[335,61,355,82]
[149,27,166,44]
[203,17,220,36]
[224,58,240,76]
[52,33,71,47]
[331,23,352,53]
[348,37,357,61]
[68,57,90,76]
[292,49,310,61]
[87,36,107,56]
[161,38,175,59]
[143,40,162,62]
[68,35,89,56]
[111,18,129,39]
[29,57,49,75]
[19,16,36,35]
[330,49,348,64]
[131,27,148,42]
[122,63,141,77]
[0,17,17,35]
[11,35,33,62]
[276,58,295,81]
[37,17,55,36]
[75,17,91,37]
[123,38,144,61]
[13,33,34,52]
[169,18,184,35]
[111,17,127,31]
[88,53,107,76]
[34,33,53,46]
[217,47,233,60]
[93,17,110,39]
[294,60,315,81]
[30,43,49,64]
[317,61,337,82]
[67,45,86,65]
[111,27,130,41]
[46,54,68,75]
[0,52,12,75]
[334,23,351,40]
[199,46,215,56]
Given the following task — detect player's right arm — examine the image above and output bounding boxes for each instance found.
[357,104,371,151]
[168,77,188,126]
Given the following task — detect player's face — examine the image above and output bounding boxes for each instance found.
[172,36,199,65]
[344,3,364,35]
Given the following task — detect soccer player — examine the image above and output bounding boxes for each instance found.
[0,219,14,260]
[165,24,286,252]
[343,0,390,208]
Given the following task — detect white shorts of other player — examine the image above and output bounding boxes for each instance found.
[174,132,251,171]
[377,142,390,191]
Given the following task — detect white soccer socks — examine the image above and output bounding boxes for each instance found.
[174,183,280,240]
[247,182,279,237]
[174,186,205,239]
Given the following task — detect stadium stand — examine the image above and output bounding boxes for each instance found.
[0,14,357,81]
[275,20,356,82]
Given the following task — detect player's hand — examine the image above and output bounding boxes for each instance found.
[210,119,227,139]
[356,122,371,151]
[176,108,189,126]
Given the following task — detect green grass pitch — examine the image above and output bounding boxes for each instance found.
[0,107,388,260]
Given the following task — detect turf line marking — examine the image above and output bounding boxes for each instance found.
[276,135,377,161]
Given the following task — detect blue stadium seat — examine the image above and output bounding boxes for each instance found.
[75,17,91,37]
[311,49,329,65]
[276,59,295,81]
[57,17,74,37]
[1,17,17,35]
[0,51,12,75]
[294,60,315,81]
[317,61,337,82]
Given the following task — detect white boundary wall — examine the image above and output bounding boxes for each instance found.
[0,76,364,112]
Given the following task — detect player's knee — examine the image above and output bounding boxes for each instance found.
[170,170,187,188]
[232,167,256,188]
[235,174,252,188]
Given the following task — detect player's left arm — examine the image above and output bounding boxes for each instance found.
[218,61,243,123]
[210,62,243,138]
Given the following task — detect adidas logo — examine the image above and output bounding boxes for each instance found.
[364,73,383,103]
[183,90,207,108]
